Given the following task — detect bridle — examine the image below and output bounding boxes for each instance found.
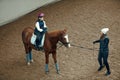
[62,42,70,46]
[57,41,70,49]
[58,34,70,48]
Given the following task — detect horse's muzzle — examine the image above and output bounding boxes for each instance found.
[63,42,71,48]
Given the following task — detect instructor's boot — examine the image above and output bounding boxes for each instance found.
[105,70,111,76]
[98,66,104,71]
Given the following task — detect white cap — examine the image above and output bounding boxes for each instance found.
[101,28,109,34]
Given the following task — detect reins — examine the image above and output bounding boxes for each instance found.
[57,42,98,51]
[57,42,64,49]
[70,43,98,51]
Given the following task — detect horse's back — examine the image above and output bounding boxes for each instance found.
[22,27,34,44]
[22,27,34,33]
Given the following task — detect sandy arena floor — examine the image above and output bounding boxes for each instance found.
[0,0,120,80]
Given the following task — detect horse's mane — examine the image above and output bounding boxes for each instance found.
[48,30,62,37]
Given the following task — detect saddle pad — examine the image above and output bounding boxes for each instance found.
[31,33,37,45]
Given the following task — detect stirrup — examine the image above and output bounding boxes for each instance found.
[37,46,44,51]
[34,45,38,49]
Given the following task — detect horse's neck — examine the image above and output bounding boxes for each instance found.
[47,31,60,44]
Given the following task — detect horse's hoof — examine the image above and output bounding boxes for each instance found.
[30,59,34,63]
[27,62,30,66]
[45,71,49,74]
[57,70,60,74]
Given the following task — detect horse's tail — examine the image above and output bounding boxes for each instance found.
[22,28,26,44]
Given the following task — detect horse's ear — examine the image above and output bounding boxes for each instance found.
[63,29,67,33]
[60,29,67,35]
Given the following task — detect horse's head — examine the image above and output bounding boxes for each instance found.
[59,29,71,48]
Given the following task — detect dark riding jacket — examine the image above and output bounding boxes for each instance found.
[34,20,47,35]
[94,35,109,52]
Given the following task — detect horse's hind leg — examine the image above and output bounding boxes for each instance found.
[24,44,31,65]
[29,47,33,63]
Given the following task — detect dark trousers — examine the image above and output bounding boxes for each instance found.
[34,31,44,47]
[98,51,110,71]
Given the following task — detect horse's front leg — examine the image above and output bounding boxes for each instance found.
[52,51,60,74]
[45,53,49,74]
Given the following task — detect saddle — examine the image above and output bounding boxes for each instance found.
[30,33,45,48]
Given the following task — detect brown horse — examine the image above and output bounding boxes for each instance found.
[22,27,70,74]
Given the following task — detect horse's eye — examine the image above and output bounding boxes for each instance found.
[63,38,65,40]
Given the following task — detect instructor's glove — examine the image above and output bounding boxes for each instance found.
[93,41,96,44]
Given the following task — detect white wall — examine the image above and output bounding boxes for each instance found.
[0,0,60,26]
